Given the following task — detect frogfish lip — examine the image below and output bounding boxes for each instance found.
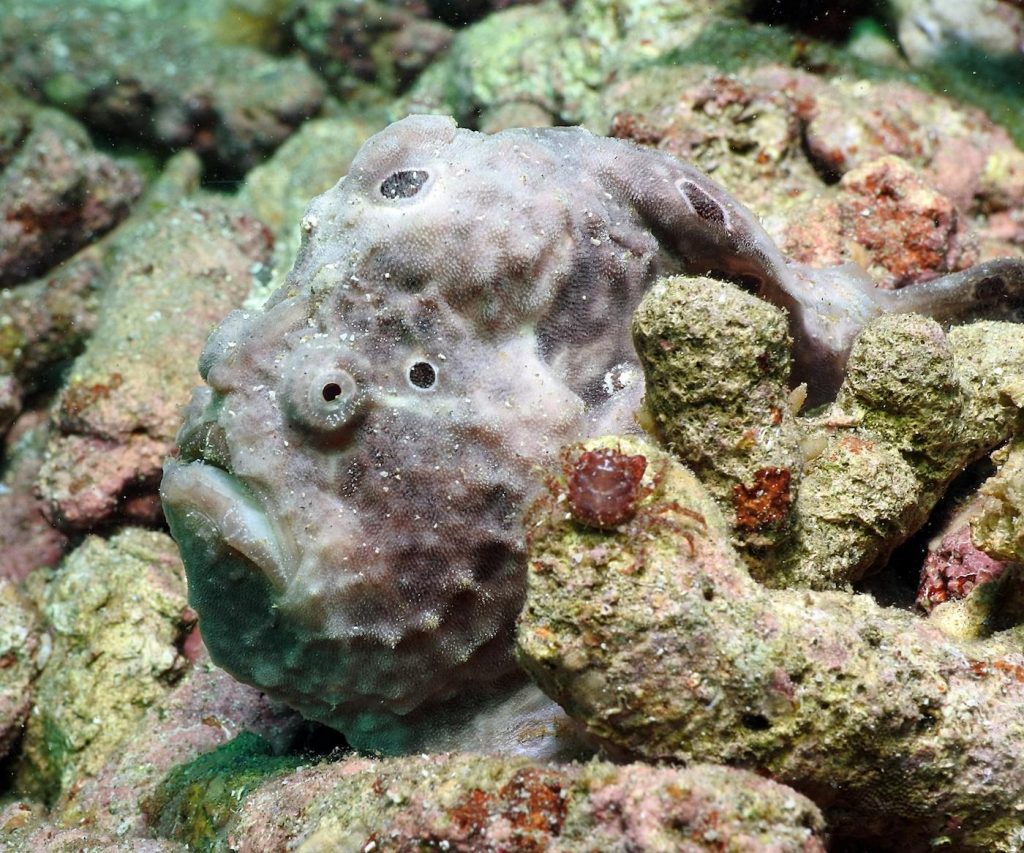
[160,457,289,590]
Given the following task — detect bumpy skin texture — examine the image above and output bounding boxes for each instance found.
[163,115,1024,751]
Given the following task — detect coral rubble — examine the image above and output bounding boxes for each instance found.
[0,1,324,172]
[518,434,1024,848]
[182,750,826,851]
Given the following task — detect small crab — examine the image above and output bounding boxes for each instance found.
[565,446,650,530]
[542,444,708,571]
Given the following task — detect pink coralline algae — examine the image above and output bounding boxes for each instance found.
[917,523,1012,612]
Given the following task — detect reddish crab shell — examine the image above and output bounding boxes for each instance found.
[565,447,649,530]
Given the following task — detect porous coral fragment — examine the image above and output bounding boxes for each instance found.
[974,439,1024,563]
[632,274,801,561]
[634,275,1024,589]
[518,436,1024,850]
[217,752,826,851]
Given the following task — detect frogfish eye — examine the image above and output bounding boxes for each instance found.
[281,339,369,435]
[407,360,437,390]
[380,169,429,200]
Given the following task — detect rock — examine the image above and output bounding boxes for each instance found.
[602,65,819,218]
[916,453,1024,637]
[518,435,1024,849]
[885,0,1024,66]
[13,529,189,802]
[598,63,1024,264]
[150,748,826,851]
[0,148,205,440]
[800,74,1024,224]
[57,660,304,839]
[918,518,1014,615]
[631,276,1024,590]
[0,799,185,853]
[0,97,141,287]
[0,374,19,438]
[0,407,67,582]
[631,275,803,559]
[974,439,1024,564]
[781,155,979,289]
[0,250,106,406]
[402,0,746,128]
[289,0,453,98]
[0,1,324,173]
[402,1,591,126]
[36,200,272,532]
[0,576,42,762]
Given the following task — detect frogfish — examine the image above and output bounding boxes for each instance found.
[161,114,1024,753]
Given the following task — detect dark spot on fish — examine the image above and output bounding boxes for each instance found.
[471,541,513,584]
[680,179,727,227]
[381,169,429,199]
[975,276,1008,302]
[731,273,763,294]
[408,361,437,389]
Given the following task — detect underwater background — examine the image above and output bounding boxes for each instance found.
[1,1,1024,850]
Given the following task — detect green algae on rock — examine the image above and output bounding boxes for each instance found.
[13,528,189,804]
[517,435,1024,850]
[50,657,306,842]
[632,275,803,558]
[0,0,324,173]
[401,0,750,132]
[785,315,1024,589]
[143,731,306,853]
[400,1,598,129]
[948,321,1024,450]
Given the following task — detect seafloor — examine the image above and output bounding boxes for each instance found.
[1,1,1024,850]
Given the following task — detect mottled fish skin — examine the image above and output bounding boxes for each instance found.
[162,115,1024,753]
[163,289,587,751]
